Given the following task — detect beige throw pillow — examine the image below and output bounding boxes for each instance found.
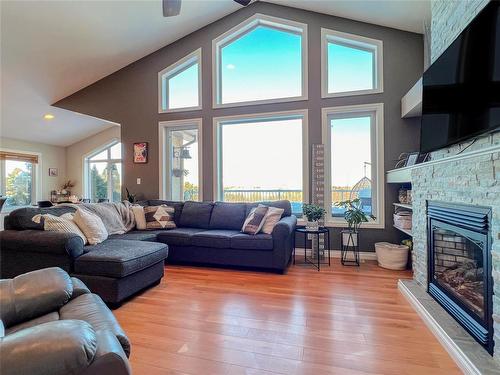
[131,205,147,230]
[73,208,108,245]
[32,213,87,244]
[242,205,269,235]
[144,205,176,230]
[260,207,285,234]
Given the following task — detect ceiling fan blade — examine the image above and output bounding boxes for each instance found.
[234,0,251,6]
[163,0,182,17]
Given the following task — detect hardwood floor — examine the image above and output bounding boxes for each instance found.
[113,260,461,375]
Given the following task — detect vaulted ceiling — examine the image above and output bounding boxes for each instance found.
[0,0,430,147]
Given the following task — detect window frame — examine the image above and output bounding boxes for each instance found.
[0,148,41,210]
[321,103,385,228]
[158,48,202,113]
[212,13,308,109]
[158,118,203,201]
[83,140,122,202]
[212,109,309,209]
[321,28,383,98]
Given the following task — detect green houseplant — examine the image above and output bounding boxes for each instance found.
[335,198,375,245]
[303,204,326,231]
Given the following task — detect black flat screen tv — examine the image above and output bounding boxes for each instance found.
[421,1,500,153]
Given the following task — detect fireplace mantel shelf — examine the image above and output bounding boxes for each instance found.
[387,143,500,184]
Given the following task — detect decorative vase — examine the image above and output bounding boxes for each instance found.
[61,189,68,195]
[306,220,319,231]
[342,230,358,246]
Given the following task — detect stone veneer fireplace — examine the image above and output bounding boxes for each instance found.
[411,134,500,364]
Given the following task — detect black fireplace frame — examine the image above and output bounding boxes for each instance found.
[427,201,493,354]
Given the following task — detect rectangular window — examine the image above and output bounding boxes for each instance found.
[86,142,122,203]
[158,49,202,113]
[159,119,202,201]
[322,104,384,227]
[322,28,383,98]
[214,111,308,216]
[213,14,308,107]
[0,158,35,209]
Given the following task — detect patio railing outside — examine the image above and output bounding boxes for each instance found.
[181,188,368,216]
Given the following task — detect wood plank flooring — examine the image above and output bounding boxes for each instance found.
[113,260,461,375]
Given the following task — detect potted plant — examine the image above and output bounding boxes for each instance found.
[335,198,375,246]
[302,204,326,231]
[125,188,137,203]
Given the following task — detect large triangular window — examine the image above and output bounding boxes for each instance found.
[213,14,307,107]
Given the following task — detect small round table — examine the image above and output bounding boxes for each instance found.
[294,228,330,271]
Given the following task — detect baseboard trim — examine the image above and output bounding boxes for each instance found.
[294,248,377,261]
[398,279,495,375]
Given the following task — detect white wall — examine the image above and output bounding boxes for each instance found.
[0,137,66,201]
[65,126,121,197]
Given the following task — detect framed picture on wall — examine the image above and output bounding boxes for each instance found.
[48,168,58,177]
[133,142,148,164]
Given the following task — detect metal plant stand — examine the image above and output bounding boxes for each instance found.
[341,230,360,266]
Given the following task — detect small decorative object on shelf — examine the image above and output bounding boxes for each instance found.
[302,204,326,232]
[398,187,411,204]
[335,198,375,266]
[60,180,75,195]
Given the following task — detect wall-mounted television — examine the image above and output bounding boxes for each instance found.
[420,1,500,153]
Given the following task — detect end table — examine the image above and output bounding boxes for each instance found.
[294,228,330,271]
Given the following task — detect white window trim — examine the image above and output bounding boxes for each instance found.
[158,118,203,201]
[83,139,121,201]
[0,147,41,210]
[158,48,202,114]
[321,28,383,98]
[321,103,385,229]
[212,109,309,205]
[212,13,308,109]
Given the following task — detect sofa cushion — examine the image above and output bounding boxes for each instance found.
[191,230,240,249]
[245,200,292,218]
[209,202,247,231]
[6,206,76,231]
[108,230,165,242]
[74,240,168,278]
[156,228,207,247]
[179,201,214,229]
[231,233,274,251]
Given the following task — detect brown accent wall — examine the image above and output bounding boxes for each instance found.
[55,2,423,250]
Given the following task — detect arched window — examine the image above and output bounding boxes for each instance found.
[213,14,308,107]
[85,142,122,203]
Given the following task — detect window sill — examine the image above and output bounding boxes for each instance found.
[321,87,383,99]
[213,95,308,110]
[158,105,203,114]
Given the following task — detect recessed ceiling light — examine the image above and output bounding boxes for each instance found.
[43,114,55,120]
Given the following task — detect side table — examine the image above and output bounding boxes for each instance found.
[294,228,330,271]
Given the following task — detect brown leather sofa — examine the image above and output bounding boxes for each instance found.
[0,267,131,375]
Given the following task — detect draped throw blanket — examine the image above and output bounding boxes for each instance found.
[61,201,135,235]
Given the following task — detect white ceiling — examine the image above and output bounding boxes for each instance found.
[0,0,429,147]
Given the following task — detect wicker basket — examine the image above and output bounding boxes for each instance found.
[375,242,409,270]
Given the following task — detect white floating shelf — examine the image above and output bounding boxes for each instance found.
[401,78,422,118]
[393,203,413,210]
[386,166,413,184]
[394,225,412,236]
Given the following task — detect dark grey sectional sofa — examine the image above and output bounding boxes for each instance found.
[0,200,296,305]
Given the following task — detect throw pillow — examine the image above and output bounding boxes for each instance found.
[131,205,147,230]
[242,205,269,235]
[260,206,285,234]
[144,205,176,230]
[32,213,87,244]
[73,208,108,245]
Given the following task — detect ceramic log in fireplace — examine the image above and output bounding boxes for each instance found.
[427,201,493,354]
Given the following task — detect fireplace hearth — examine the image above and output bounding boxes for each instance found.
[427,201,493,354]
